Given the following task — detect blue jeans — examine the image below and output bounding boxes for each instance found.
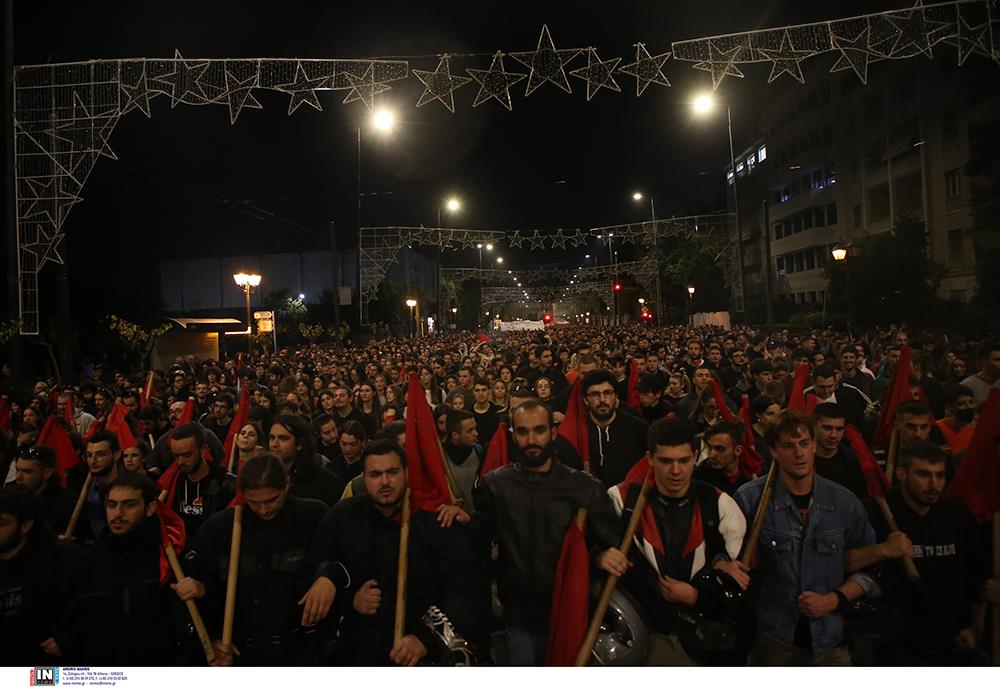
[506,626,548,666]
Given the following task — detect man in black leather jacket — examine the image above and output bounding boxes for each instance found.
[473,399,628,666]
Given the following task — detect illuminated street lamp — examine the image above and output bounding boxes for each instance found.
[233,272,262,352]
[832,245,853,336]
[405,298,418,337]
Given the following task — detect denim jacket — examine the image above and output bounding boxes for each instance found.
[735,473,875,653]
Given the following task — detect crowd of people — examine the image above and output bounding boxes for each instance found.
[0,321,998,667]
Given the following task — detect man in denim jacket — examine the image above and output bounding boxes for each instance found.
[735,409,883,665]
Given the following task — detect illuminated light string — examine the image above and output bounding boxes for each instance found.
[12,0,998,332]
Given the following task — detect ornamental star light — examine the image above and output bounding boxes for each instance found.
[466,52,527,111]
[507,230,526,248]
[120,69,152,118]
[22,224,65,267]
[413,54,472,113]
[510,25,582,96]
[692,41,745,90]
[277,61,327,115]
[760,30,814,84]
[830,25,873,85]
[956,12,990,66]
[527,230,546,250]
[885,1,936,58]
[224,68,262,124]
[154,50,211,108]
[343,63,392,110]
[618,43,671,96]
[569,48,621,101]
[549,229,569,249]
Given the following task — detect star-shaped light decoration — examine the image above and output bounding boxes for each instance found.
[760,31,814,84]
[510,25,582,96]
[22,224,65,267]
[120,70,152,118]
[570,230,590,247]
[885,1,935,58]
[467,52,527,111]
[155,50,211,108]
[527,230,546,250]
[956,12,990,66]
[830,25,873,85]
[618,43,671,97]
[692,41,745,90]
[569,48,621,101]
[507,230,526,248]
[343,63,392,110]
[277,61,327,115]
[413,54,471,113]
[549,229,570,249]
[224,66,262,124]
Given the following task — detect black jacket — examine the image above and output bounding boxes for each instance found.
[310,495,483,665]
[473,461,622,633]
[170,460,237,539]
[804,383,872,432]
[186,495,329,664]
[54,517,182,666]
[290,459,345,508]
[587,410,650,489]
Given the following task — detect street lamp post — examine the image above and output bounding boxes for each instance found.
[632,191,663,323]
[357,108,396,327]
[233,272,262,353]
[686,285,696,328]
[693,94,745,313]
[832,245,852,338]
[405,298,417,338]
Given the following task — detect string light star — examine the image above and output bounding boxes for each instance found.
[155,49,211,108]
[510,25,582,96]
[277,61,326,115]
[343,63,392,109]
[527,230,546,250]
[507,230,526,248]
[569,48,621,101]
[120,70,152,118]
[22,225,65,267]
[413,55,471,113]
[549,229,570,249]
[760,30,814,84]
[617,43,671,96]
[466,52,526,111]
[224,68,262,124]
[692,41,745,90]
[830,25,873,85]
[956,12,990,66]
[886,1,935,58]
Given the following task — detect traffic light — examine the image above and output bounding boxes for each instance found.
[613,282,622,292]
[543,312,552,323]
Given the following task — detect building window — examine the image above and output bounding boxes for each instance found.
[746,155,755,172]
[813,170,823,189]
[805,250,816,270]
[826,166,837,185]
[793,216,803,233]
[826,202,838,225]
[804,211,814,230]
[736,161,745,175]
[945,169,960,199]
[727,170,734,186]
[774,223,784,240]
[815,208,826,227]
[776,256,785,273]
[758,145,767,162]
[948,229,964,267]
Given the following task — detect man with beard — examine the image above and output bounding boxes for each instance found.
[81,430,122,540]
[304,440,483,666]
[693,421,751,496]
[56,389,95,436]
[812,404,870,501]
[12,445,78,534]
[314,413,342,464]
[583,369,649,489]
[46,471,181,665]
[804,364,872,432]
[329,420,367,486]
[0,485,80,665]
[201,392,235,444]
[526,346,568,395]
[473,400,624,665]
[174,453,330,666]
[864,440,990,665]
[192,381,212,420]
[717,348,749,392]
[839,345,874,396]
[166,423,236,538]
[935,385,976,457]
[331,386,375,438]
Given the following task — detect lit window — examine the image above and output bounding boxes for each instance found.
[736,162,745,176]
[758,145,767,161]
[746,155,755,171]
[727,170,734,185]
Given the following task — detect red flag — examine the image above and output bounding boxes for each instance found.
[81,418,104,444]
[476,332,490,343]
[156,462,182,507]
[227,484,247,508]
[480,421,509,476]
[788,363,810,412]
[708,379,737,423]
[404,372,453,512]
[63,394,74,429]
[615,455,663,560]
[626,360,642,413]
[873,348,914,447]
[48,388,59,415]
[546,515,589,666]
[222,385,251,465]
[177,397,195,427]
[140,371,155,408]
[0,396,9,431]
[949,388,1000,523]
[105,402,137,450]
[155,501,187,585]
[37,415,79,486]
[843,426,889,498]
[557,379,591,471]
[738,395,764,478]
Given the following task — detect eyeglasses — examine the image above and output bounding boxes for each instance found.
[585,390,616,400]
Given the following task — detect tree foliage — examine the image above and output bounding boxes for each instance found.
[106,315,172,365]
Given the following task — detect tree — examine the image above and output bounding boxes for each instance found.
[262,289,308,342]
[106,315,172,368]
[658,233,731,319]
[970,167,1000,308]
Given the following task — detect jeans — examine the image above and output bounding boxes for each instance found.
[749,636,852,666]
[506,625,548,666]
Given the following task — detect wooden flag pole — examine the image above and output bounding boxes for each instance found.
[875,497,920,581]
[63,472,92,538]
[222,505,244,649]
[739,460,779,568]
[885,427,900,485]
[227,432,240,474]
[163,540,216,664]
[394,488,412,644]
[158,491,215,663]
[992,511,999,666]
[575,479,651,666]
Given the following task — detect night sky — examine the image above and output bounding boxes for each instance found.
[12,0,883,329]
